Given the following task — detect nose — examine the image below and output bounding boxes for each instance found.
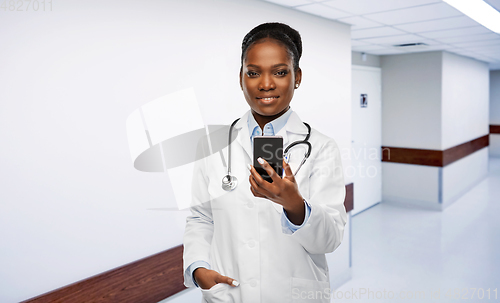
[258,74,275,91]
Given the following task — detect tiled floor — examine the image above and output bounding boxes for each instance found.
[161,157,500,303]
[334,157,500,302]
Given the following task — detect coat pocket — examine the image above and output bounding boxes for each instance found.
[200,283,233,303]
[291,277,331,303]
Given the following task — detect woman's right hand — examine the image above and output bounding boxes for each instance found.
[193,268,239,290]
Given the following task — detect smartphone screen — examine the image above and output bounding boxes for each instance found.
[253,136,283,183]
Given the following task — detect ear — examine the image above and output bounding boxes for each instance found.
[294,68,302,88]
[239,67,243,90]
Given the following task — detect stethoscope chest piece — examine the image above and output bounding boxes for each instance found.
[222,174,238,191]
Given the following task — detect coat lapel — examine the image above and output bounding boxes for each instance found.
[276,110,309,146]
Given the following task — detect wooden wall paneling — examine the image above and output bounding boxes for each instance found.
[490,125,500,134]
[344,183,354,212]
[381,146,443,166]
[21,245,186,303]
[442,135,489,166]
[382,135,489,167]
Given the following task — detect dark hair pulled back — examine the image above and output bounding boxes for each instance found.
[241,22,302,72]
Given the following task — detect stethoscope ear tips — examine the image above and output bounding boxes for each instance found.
[222,174,238,191]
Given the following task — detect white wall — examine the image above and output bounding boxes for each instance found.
[381,51,489,210]
[382,163,441,207]
[491,70,500,157]
[442,148,489,206]
[440,53,489,205]
[491,136,500,157]
[381,52,442,149]
[381,52,442,209]
[490,70,500,125]
[441,52,490,150]
[0,0,352,302]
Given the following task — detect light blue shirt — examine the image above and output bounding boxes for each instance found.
[248,107,293,145]
[187,107,311,287]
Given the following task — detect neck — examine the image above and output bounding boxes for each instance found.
[251,106,289,130]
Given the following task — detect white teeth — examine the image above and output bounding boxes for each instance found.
[262,97,275,101]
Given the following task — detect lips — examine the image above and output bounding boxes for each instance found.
[256,96,279,102]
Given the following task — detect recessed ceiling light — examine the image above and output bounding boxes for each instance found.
[443,0,500,34]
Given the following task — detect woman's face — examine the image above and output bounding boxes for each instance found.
[240,38,301,118]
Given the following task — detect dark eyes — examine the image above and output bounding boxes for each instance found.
[246,70,288,77]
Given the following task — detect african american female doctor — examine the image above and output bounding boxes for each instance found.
[183,22,347,303]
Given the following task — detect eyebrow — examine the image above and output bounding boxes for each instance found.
[246,63,289,68]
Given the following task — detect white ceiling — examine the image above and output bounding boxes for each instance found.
[262,0,500,69]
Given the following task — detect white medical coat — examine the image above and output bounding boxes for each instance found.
[183,110,347,303]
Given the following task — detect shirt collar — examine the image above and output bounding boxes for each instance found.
[247,107,294,138]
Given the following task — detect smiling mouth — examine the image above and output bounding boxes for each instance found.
[257,96,279,102]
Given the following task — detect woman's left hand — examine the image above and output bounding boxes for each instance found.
[248,158,306,225]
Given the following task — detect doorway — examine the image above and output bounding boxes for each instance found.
[351,65,382,215]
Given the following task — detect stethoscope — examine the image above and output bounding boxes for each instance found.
[222,118,312,191]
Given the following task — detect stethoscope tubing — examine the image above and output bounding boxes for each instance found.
[227,118,241,177]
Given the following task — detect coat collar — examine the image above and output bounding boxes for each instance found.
[232,109,309,160]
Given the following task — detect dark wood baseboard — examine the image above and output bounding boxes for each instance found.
[20,245,186,303]
[21,183,354,302]
[382,135,489,167]
[491,125,500,134]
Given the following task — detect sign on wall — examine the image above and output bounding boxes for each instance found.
[360,94,368,108]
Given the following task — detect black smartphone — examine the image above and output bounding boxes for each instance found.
[253,136,283,183]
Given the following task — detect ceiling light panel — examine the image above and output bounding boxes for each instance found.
[394,16,480,33]
[443,0,500,34]
[321,0,441,16]
[351,26,407,39]
[336,16,384,30]
[484,0,500,11]
[364,3,462,25]
[418,26,492,38]
[295,3,352,19]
